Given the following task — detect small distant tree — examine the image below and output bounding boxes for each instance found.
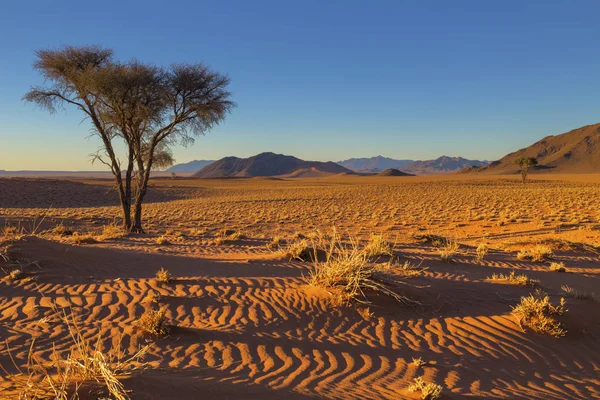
[24,46,234,233]
[514,156,538,183]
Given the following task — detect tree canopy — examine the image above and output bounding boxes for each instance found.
[25,45,234,232]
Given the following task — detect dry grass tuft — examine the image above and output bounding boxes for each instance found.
[51,224,73,237]
[511,290,566,337]
[439,239,459,262]
[138,308,170,337]
[3,309,148,400]
[517,245,554,262]
[8,268,24,281]
[266,236,284,250]
[488,270,539,287]
[363,233,393,257]
[155,267,173,283]
[561,285,598,302]
[99,223,126,240]
[475,242,489,262]
[155,235,170,245]
[411,232,449,248]
[411,357,426,367]
[549,262,566,272]
[284,239,317,262]
[71,232,97,245]
[408,376,443,399]
[306,235,415,305]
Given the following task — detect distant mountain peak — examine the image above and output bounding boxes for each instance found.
[470,122,600,174]
[193,152,352,178]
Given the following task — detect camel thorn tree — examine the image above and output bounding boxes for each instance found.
[514,156,538,183]
[24,45,234,233]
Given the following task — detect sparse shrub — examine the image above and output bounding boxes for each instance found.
[475,243,488,262]
[138,307,170,337]
[549,262,566,272]
[363,233,393,257]
[411,233,449,248]
[561,285,598,302]
[215,229,244,244]
[4,308,148,400]
[71,232,97,245]
[100,223,126,240]
[2,226,24,240]
[307,237,413,305]
[488,270,539,287]
[155,235,170,245]
[408,376,443,400]
[52,224,73,236]
[8,268,23,281]
[267,236,284,250]
[285,239,315,261]
[517,245,553,262]
[412,357,426,367]
[292,232,306,240]
[395,261,427,277]
[439,239,459,262]
[155,267,173,283]
[511,290,566,337]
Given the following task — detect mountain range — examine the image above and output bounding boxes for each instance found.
[192,152,351,178]
[337,156,413,172]
[146,122,600,177]
[470,122,600,174]
[167,160,215,173]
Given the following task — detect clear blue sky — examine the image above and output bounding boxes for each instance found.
[1,0,600,170]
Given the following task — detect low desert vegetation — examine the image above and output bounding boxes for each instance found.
[155,235,170,245]
[411,357,426,367]
[284,239,317,261]
[155,267,173,283]
[306,235,415,305]
[561,285,598,302]
[215,229,244,244]
[488,270,539,287]
[266,235,284,250]
[408,376,443,400]
[71,232,97,245]
[549,262,567,272]
[363,233,393,257]
[138,307,170,337]
[511,290,567,337]
[475,242,488,262]
[439,239,459,262]
[517,245,554,262]
[3,309,148,400]
[51,224,73,237]
[99,223,127,240]
[410,232,449,247]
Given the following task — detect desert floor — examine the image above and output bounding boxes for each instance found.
[0,174,599,399]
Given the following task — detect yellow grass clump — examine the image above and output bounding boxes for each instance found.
[475,242,488,262]
[307,235,414,305]
[517,245,554,262]
[2,309,148,400]
[408,376,443,399]
[138,307,170,337]
[549,262,566,272]
[363,233,393,257]
[488,270,539,287]
[155,267,173,283]
[511,290,566,337]
[439,239,459,262]
[561,285,598,302]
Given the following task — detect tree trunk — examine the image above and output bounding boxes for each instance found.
[131,198,144,233]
